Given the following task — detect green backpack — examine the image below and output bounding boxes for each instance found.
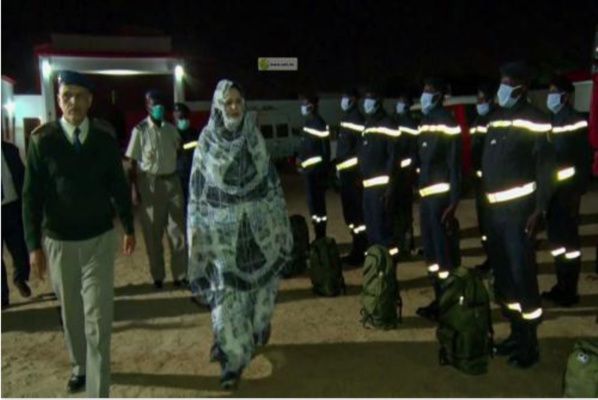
[437,266,493,375]
[360,245,402,330]
[563,340,598,398]
[282,215,310,278]
[309,237,346,297]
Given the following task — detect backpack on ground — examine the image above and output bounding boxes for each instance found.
[282,215,310,278]
[309,237,346,297]
[563,340,598,398]
[360,245,402,330]
[437,266,493,375]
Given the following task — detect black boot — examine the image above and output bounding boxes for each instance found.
[342,232,367,266]
[542,256,580,307]
[494,320,520,357]
[416,282,441,322]
[508,320,540,369]
[314,222,327,240]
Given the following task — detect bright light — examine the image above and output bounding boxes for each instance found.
[175,65,185,80]
[42,60,53,79]
[3,101,15,114]
[89,69,146,76]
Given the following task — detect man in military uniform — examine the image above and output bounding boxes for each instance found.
[298,94,330,239]
[483,62,555,369]
[358,89,400,257]
[126,90,187,289]
[337,88,367,264]
[173,102,197,208]
[470,84,496,273]
[415,78,462,321]
[542,74,591,307]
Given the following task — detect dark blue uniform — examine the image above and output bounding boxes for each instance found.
[544,105,591,304]
[337,107,367,258]
[470,112,492,263]
[299,113,330,239]
[176,126,198,207]
[417,107,462,282]
[358,109,399,251]
[391,113,419,255]
[482,99,555,358]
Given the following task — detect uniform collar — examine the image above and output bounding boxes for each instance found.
[60,117,89,144]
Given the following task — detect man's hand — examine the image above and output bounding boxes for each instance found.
[525,210,543,239]
[30,249,47,281]
[123,234,136,255]
[441,204,457,227]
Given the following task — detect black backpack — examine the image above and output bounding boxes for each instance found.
[309,237,346,297]
[437,267,493,375]
[282,215,310,278]
[360,245,402,329]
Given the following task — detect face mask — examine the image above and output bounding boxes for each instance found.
[363,98,378,115]
[420,93,437,115]
[177,119,190,130]
[476,102,490,116]
[151,104,165,121]
[396,102,407,114]
[547,93,564,114]
[341,96,353,112]
[301,105,310,116]
[497,84,521,108]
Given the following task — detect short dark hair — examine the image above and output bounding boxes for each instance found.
[423,77,448,94]
[500,61,534,86]
[549,74,575,94]
[477,83,496,100]
[145,89,164,102]
[302,93,319,105]
[342,88,360,98]
[173,102,190,114]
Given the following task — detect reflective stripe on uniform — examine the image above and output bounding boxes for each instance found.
[551,247,566,257]
[476,170,483,178]
[400,158,412,168]
[363,126,401,137]
[557,166,575,181]
[565,250,581,260]
[552,120,588,134]
[363,175,390,188]
[419,182,450,197]
[507,303,522,312]
[301,156,323,168]
[419,124,461,135]
[340,122,365,132]
[336,157,358,171]
[428,264,440,273]
[438,271,450,279]
[389,248,399,256]
[488,119,552,133]
[399,126,420,135]
[470,125,488,135]
[183,141,198,150]
[303,127,330,138]
[522,308,543,320]
[312,215,328,224]
[353,225,366,234]
[486,182,536,204]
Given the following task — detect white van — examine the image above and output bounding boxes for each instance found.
[254,110,300,162]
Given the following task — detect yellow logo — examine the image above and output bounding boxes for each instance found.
[258,58,270,71]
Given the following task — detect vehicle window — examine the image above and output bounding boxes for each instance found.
[261,125,274,139]
[276,124,289,138]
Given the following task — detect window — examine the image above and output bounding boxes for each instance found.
[276,124,289,137]
[261,125,274,139]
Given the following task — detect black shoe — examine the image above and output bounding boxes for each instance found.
[220,370,241,390]
[416,300,439,321]
[153,280,163,289]
[173,278,189,288]
[494,334,519,357]
[66,375,86,393]
[508,349,539,369]
[541,286,579,307]
[15,281,32,298]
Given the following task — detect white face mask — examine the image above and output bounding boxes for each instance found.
[396,102,407,114]
[420,92,437,115]
[363,98,378,115]
[476,102,490,116]
[497,84,521,108]
[301,105,310,116]
[341,96,353,111]
[546,93,564,114]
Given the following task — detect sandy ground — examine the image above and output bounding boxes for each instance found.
[2,167,597,398]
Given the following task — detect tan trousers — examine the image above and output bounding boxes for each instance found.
[138,172,187,282]
[44,229,117,398]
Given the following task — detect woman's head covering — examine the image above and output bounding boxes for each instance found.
[187,79,293,297]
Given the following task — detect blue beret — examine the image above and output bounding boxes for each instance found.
[57,70,94,92]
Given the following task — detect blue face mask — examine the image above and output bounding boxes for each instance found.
[151,104,165,121]
[420,93,437,115]
[396,102,407,115]
[547,93,564,114]
[341,97,353,112]
[177,119,190,130]
[476,102,490,116]
[497,84,521,108]
[363,98,378,115]
[300,105,310,116]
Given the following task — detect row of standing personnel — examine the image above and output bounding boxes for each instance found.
[297,61,592,370]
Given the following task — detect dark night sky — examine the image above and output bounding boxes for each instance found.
[2,0,597,99]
